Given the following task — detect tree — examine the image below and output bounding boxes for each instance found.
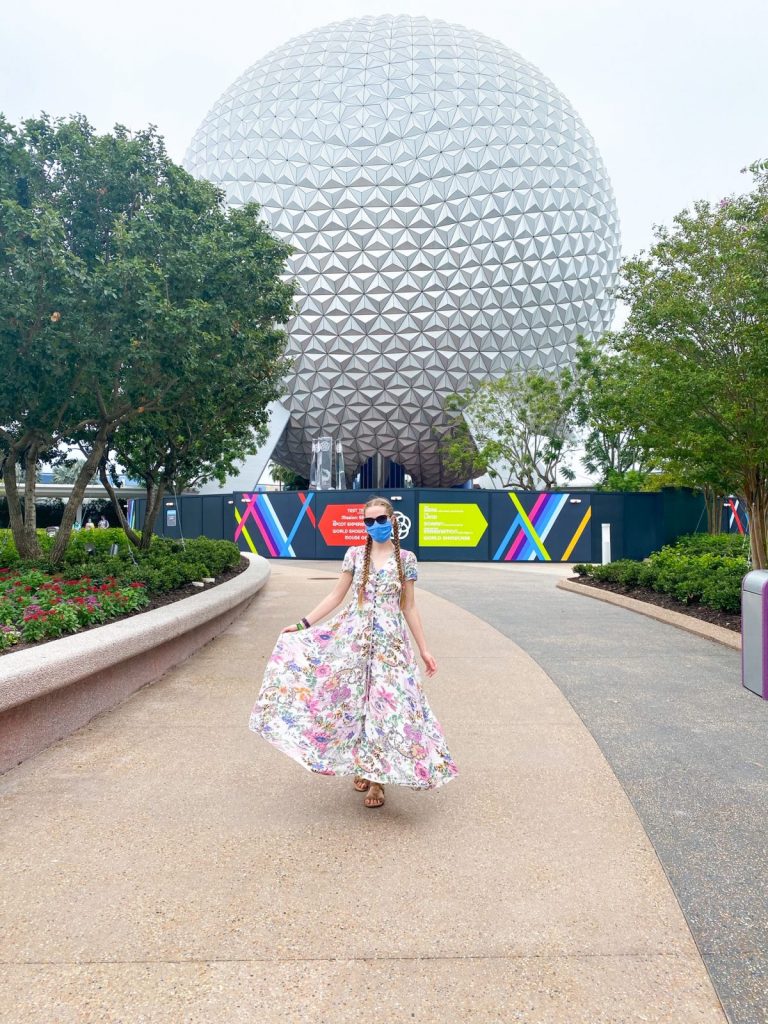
[52,458,95,485]
[571,334,657,487]
[0,114,294,562]
[269,462,310,490]
[615,162,768,564]
[441,366,578,489]
[98,201,295,547]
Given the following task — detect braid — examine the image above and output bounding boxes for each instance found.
[392,516,406,608]
[358,536,372,607]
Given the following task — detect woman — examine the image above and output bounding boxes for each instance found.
[249,496,458,808]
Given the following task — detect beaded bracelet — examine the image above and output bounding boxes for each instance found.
[295,616,311,631]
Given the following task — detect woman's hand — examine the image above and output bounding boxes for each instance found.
[420,650,437,677]
[281,624,299,633]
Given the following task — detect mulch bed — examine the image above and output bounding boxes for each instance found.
[568,575,742,633]
[1,555,251,658]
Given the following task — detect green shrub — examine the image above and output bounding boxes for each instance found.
[0,530,241,595]
[63,528,135,563]
[574,536,748,615]
[609,560,645,587]
[0,529,55,566]
[673,532,750,558]
[699,560,747,613]
[637,560,658,588]
[0,527,130,567]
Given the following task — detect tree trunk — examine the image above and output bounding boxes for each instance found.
[139,480,166,550]
[98,454,141,547]
[2,445,43,560]
[50,432,110,564]
[702,486,722,534]
[22,444,41,550]
[743,469,768,570]
[2,451,26,553]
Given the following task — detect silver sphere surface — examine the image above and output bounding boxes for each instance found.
[185,14,620,485]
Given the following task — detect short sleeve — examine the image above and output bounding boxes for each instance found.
[341,546,356,574]
[403,550,418,582]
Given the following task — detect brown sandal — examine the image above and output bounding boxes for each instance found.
[353,777,370,792]
[364,782,385,808]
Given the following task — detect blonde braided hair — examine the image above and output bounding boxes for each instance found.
[357,534,373,607]
[357,496,407,609]
[391,514,406,608]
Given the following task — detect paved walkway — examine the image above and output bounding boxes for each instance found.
[419,560,767,1024]
[0,561,731,1023]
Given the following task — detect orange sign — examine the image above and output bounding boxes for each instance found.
[318,503,367,545]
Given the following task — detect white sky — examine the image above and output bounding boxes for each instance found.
[2,0,766,262]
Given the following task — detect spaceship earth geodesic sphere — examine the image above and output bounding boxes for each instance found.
[184,14,620,486]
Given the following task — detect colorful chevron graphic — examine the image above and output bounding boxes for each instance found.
[492,492,592,562]
[234,491,316,557]
[726,497,748,535]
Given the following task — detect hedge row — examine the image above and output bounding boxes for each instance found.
[0,529,242,595]
[572,533,749,614]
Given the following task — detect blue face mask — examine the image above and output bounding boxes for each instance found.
[365,521,393,543]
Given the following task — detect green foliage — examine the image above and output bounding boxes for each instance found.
[0,113,295,562]
[611,161,768,564]
[441,366,578,488]
[52,459,96,485]
[104,191,297,546]
[0,529,45,566]
[672,532,751,557]
[61,537,241,594]
[596,468,662,493]
[0,529,240,594]
[571,334,656,487]
[576,533,748,614]
[269,463,310,490]
[63,527,135,562]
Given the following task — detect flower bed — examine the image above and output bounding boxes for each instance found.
[0,569,150,650]
[0,530,243,652]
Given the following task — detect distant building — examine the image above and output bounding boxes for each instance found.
[186,15,619,489]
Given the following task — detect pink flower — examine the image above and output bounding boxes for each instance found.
[414,762,429,781]
[374,687,397,711]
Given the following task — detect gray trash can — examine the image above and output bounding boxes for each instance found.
[742,570,768,699]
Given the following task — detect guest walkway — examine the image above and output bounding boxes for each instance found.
[0,560,740,1023]
[419,560,766,1024]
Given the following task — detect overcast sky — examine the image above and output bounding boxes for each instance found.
[2,0,766,262]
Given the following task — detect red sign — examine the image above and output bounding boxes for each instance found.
[318,503,367,545]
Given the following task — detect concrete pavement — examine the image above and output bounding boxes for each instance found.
[419,559,767,1024]
[0,560,727,1023]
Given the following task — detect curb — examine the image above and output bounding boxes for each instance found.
[0,554,270,772]
[557,577,741,651]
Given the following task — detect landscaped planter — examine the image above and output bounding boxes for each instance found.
[0,554,270,773]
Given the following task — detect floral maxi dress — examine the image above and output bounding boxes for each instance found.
[249,545,459,790]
